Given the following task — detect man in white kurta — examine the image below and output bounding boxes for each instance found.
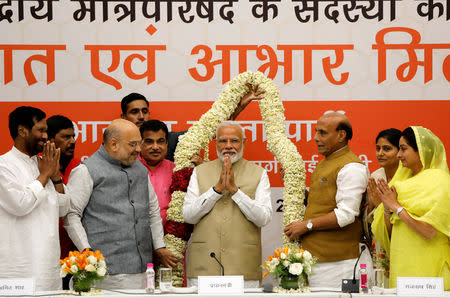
[0,106,70,291]
[183,121,272,288]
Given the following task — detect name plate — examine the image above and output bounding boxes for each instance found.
[198,275,244,295]
[0,278,35,296]
[397,277,444,296]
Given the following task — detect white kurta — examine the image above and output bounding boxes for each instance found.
[0,147,70,291]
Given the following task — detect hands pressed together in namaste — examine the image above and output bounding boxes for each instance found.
[367,177,401,212]
[214,155,238,195]
[37,141,63,188]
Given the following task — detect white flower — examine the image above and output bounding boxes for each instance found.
[85,264,95,272]
[304,264,312,275]
[280,252,287,259]
[283,260,290,267]
[87,255,97,265]
[295,252,302,259]
[70,256,76,263]
[60,270,68,278]
[303,250,312,262]
[268,258,279,271]
[70,265,78,274]
[98,259,106,268]
[97,267,106,277]
[288,263,303,275]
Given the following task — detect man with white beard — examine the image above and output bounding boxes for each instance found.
[183,121,272,288]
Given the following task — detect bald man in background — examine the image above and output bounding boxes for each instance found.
[64,119,177,289]
[284,113,369,288]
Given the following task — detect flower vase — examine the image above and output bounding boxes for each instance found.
[72,273,95,293]
[280,275,299,290]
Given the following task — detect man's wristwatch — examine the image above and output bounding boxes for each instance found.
[51,177,63,185]
[306,219,313,231]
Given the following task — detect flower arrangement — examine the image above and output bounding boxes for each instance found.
[60,250,107,293]
[164,71,306,286]
[371,241,390,276]
[262,245,317,292]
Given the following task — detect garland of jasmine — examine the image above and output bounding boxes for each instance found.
[165,71,306,287]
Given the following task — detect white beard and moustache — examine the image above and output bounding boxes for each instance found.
[217,147,244,164]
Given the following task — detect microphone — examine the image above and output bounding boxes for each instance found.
[210,252,224,276]
[353,245,366,282]
[341,244,366,293]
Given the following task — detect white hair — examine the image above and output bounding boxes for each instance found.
[215,121,245,139]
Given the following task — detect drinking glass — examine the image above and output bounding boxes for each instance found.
[374,268,385,289]
[159,267,172,292]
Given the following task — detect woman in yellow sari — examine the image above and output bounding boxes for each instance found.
[371,126,450,290]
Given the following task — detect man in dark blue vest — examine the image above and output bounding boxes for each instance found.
[64,119,177,289]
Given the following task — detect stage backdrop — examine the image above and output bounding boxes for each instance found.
[1,0,449,282]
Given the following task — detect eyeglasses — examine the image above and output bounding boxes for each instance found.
[217,138,241,145]
[127,140,143,148]
[143,138,167,145]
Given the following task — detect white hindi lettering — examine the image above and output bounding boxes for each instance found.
[252,157,279,173]
[72,120,177,144]
[163,121,178,132]
[70,119,318,145]
[358,154,372,167]
[304,154,319,173]
[188,120,316,142]
[73,121,111,143]
[285,120,316,142]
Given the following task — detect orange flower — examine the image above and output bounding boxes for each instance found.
[61,249,106,273]
[93,250,104,260]
[273,248,280,259]
[76,253,88,270]
[59,258,72,273]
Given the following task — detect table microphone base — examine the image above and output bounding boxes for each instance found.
[342,279,359,293]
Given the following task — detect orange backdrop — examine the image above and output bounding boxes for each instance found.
[1,100,449,187]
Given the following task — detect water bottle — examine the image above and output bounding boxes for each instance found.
[359,263,369,293]
[145,263,155,293]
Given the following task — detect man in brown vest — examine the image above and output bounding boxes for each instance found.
[284,112,369,289]
[183,121,272,288]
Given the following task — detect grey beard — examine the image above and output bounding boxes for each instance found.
[217,148,243,164]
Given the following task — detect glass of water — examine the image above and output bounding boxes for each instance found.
[159,267,172,292]
[374,268,385,289]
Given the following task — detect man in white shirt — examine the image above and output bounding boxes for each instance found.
[284,112,369,289]
[183,121,272,288]
[64,119,177,289]
[0,106,70,291]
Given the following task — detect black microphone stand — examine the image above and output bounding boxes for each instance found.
[210,252,224,276]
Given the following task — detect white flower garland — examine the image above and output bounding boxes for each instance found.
[165,71,306,286]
